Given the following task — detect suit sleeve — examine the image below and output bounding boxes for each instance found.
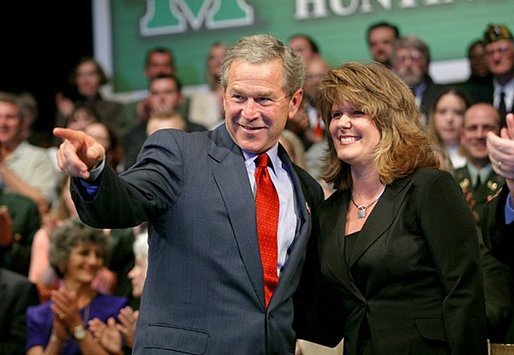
[71,130,185,229]
[417,171,487,354]
[477,228,512,341]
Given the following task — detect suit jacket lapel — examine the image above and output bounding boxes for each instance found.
[209,125,266,306]
[348,176,413,268]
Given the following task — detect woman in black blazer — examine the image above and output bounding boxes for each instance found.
[313,62,487,354]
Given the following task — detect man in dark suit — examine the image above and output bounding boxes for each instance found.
[485,113,514,341]
[391,35,446,126]
[466,24,514,128]
[53,34,324,354]
[0,267,39,354]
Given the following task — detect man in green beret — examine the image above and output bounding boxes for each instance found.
[463,24,514,128]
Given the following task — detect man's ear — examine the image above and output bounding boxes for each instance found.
[288,89,304,120]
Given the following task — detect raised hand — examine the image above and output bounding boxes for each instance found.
[487,113,514,197]
[53,128,106,180]
[116,306,139,348]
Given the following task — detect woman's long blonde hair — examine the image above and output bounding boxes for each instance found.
[318,62,439,190]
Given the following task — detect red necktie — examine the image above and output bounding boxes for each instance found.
[255,153,279,307]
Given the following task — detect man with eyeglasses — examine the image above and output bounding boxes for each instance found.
[483,24,514,128]
[391,35,446,127]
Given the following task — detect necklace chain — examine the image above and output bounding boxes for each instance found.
[350,188,385,219]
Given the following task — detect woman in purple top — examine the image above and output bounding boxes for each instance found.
[26,218,127,355]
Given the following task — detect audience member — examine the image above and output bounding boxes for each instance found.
[84,121,124,172]
[427,87,471,171]
[188,41,229,129]
[0,187,40,276]
[143,47,175,79]
[55,57,126,136]
[89,230,149,354]
[298,62,486,354]
[279,129,307,169]
[28,176,74,302]
[53,33,324,354]
[17,91,51,148]
[0,267,39,355]
[484,113,514,341]
[122,47,176,135]
[455,103,503,224]
[146,110,186,136]
[288,34,320,66]
[391,35,446,125]
[482,24,514,128]
[65,104,99,132]
[0,92,58,215]
[122,73,205,169]
[28,175,129,303]
[459,39,493,102]
[366,21,400,68]
[26,218,128,355]
[302,56,330,146]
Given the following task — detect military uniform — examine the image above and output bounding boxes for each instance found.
[0,190,40,276]
[455,164,504,224]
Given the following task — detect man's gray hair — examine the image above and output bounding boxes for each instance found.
[220,34,305,96]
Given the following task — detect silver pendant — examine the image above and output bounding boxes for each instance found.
[357,206,366,219]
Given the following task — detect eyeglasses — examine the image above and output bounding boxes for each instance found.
[485,44,513,56]
[396,51,424,64]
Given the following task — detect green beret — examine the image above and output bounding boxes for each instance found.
[484,24,514,44]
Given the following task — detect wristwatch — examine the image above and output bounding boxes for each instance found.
[72,325,86,341]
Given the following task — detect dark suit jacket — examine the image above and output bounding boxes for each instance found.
[71,124,324,355]
[461,79,513,127]
[483,186,514,342]
[316,168,487,355]
[0,190,40,276]
[419,78,446,122]
[0,267,39,355]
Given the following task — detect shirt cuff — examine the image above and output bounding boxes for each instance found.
[79,159,106,197]
[505,193,514,225]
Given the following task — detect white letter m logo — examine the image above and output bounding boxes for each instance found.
[140,0,254,36]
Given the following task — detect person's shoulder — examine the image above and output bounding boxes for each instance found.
[0,267,32,285]
[453,166,469,182]
[411,167,455,185]
[27,299,51,318]
[1,190,38,209]
[17,141,53,162]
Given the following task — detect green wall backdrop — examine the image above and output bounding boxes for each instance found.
[96,0,514,94]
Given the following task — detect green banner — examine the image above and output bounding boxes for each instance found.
[99,0,514,93]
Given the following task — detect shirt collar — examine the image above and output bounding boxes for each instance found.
[493,77,514,95]
[243,143,280,172]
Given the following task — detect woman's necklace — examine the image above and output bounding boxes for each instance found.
[350,187,386,219]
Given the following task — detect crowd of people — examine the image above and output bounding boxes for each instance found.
[0,20,514,355]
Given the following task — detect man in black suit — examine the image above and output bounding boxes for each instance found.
[0,267,39,354]
[391,35,446,126]
[466,24,514,128]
